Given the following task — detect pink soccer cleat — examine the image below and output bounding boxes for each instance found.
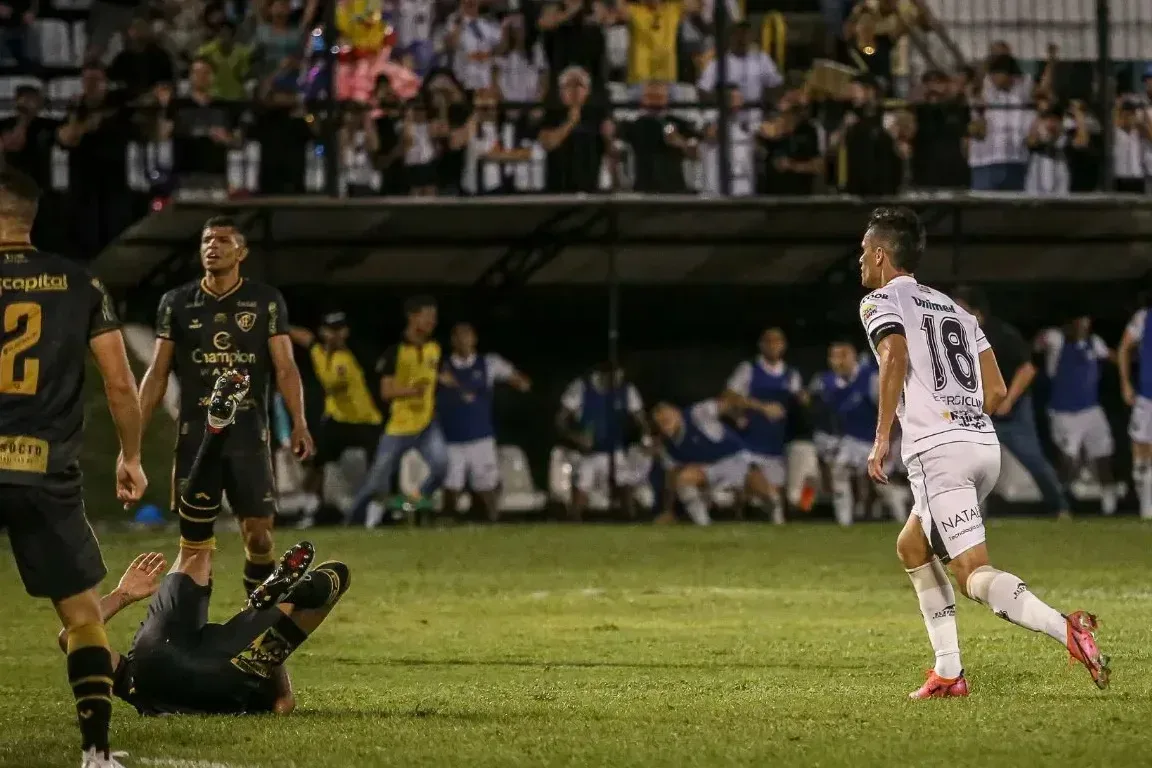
[1065,611,1111,690]
[909,670,970,700]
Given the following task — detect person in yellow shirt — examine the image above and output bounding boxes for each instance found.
[289,312,382,520]
[621,0,699,84]
[347,296,453,526]
[197,22,253,101]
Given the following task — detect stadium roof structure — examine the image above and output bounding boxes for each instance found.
[96,193,1152,293]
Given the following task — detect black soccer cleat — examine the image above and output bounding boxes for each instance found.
[247,541,316,610]
[207,369,251,431]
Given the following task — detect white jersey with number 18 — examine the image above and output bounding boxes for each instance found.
[858,275,999,463]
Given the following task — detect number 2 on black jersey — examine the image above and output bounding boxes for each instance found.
[920,314,977,392]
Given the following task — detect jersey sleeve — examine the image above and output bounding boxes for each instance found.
[1126,310,1146,342]
[376,345,399,377]
[87,276,121,339]
[484,353,516,385]
[787,369,802,395]
[725,361,752,395]
[266,288,289,337]
[859,291,903,347]
[155,288,178,341]
[560,379,584,413]
[1092,334,1110,358]
[974,322,992,354]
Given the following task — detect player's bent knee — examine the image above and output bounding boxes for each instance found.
[895,521,931,569]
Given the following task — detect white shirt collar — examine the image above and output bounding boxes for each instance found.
[451,353,478,367]
[757,356,786,375]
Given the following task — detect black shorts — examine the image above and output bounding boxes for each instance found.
[0,480,106,600]
[314,419,380,467]
[129,573,279,714]
[171,432,277,518]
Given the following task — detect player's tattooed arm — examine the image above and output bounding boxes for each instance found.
[56,553,166,660]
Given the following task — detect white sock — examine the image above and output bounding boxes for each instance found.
[1100,484,1117,516]
[830,468,854,527]
[966,566,1067,643]
[1134,461,1152,518]
[907,559,962,679]
[678,486,711,526]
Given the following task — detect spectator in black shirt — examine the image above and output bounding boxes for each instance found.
[538,0,608,94]
[539,65,611,193]
[907,69,970,189]
[108,18,175,100]
[173,57,241,190]
[0,85,59,189]
[953,285,1070,518]
[249,78,315,194]
[0,0,36,67]
[759,86,824,195]
[833,74,902,195]
[373,80,409,196]
[619,81,697,193]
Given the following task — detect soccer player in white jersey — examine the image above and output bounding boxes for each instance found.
[857,207,1109,698]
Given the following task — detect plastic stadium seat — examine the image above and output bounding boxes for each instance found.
[548,446,577,504]
[498,445,546,513]
[398,449,443,508]
[51,0,93,9]
[34,19,72,68]
[46,76,81,117]
[0,75,42,101]
[71,22,87,64]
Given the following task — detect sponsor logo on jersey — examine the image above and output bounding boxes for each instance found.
[934,393,983,409]
[0,273,68,294]
[913,296,956,313]
[940,506,982,536]
[865,291,888,301]
[189,319,202,330]
[235,311,257,332]
[237,300,258,308]
[193,332,257,366]
[861,303,879,321]
[941,409,986,429]
[0,435,49,473]
[214,312,228,324]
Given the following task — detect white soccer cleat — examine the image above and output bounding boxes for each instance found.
[81,748,128,768]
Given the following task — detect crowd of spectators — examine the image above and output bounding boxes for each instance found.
[0,0,1151,253]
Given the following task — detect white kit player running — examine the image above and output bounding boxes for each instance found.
[857,207,1109,699]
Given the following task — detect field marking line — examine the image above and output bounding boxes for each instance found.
[138,758,265,768]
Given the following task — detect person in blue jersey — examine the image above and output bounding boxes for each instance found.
[557,362,652,521]
[651,397,778,526]
[1035,316,1118,515]
[722,327,803,524]
[809,341,880,526]
[438,322,531,522]
[1118,300,1152,519]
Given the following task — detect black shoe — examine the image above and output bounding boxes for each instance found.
[207,369,251,431]
[247,541,316,610]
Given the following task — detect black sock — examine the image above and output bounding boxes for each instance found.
[287,561,352,609]
[66,624,113,755]
[179,429,227,549]
[243,553,276,596]
[230,613,311,679]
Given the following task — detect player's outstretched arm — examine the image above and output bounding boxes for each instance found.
[270,334,314,460]
[138,337,175,431]
[287,326,316,348]
[978,347,1008,415]
[91,330,148,506]
[56,553,167,656]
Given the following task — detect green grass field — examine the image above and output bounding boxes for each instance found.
[1,520,1150,768]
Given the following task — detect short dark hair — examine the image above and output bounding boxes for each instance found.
[867,206,925,273]
[404,294,437,316]
[952,285,990,316]
[0,167,41,222]
[203,215,238,230]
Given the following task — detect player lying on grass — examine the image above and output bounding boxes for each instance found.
[55,370,351,715]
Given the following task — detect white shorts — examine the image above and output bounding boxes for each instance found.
[906,441,1001,562]
[575,451,645,493]
[1129,396,1152,445]
[749,453,785,487]
[814,432,838,463]
[444,437,500,492]
[814,433,874,472]
[1050,406,1113,460]
[704,451,753,491]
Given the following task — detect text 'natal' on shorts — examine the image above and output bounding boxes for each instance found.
[906,441,1001,563]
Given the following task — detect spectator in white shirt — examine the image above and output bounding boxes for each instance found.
[1113,99,1150,193]
[456,87,535,195]
[493,14,548,106]
[700,85,756,196]
[968,53,1032,191]
[435,0,503,91]
[1025,108,1073,196]
[403,98,440,196]
[697,22,782,107]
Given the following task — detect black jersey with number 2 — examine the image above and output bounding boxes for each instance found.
[156,278,288,448]
[0,248,121,485]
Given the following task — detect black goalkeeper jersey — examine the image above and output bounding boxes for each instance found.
[0,248,121,485]
[156,278,289,450]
